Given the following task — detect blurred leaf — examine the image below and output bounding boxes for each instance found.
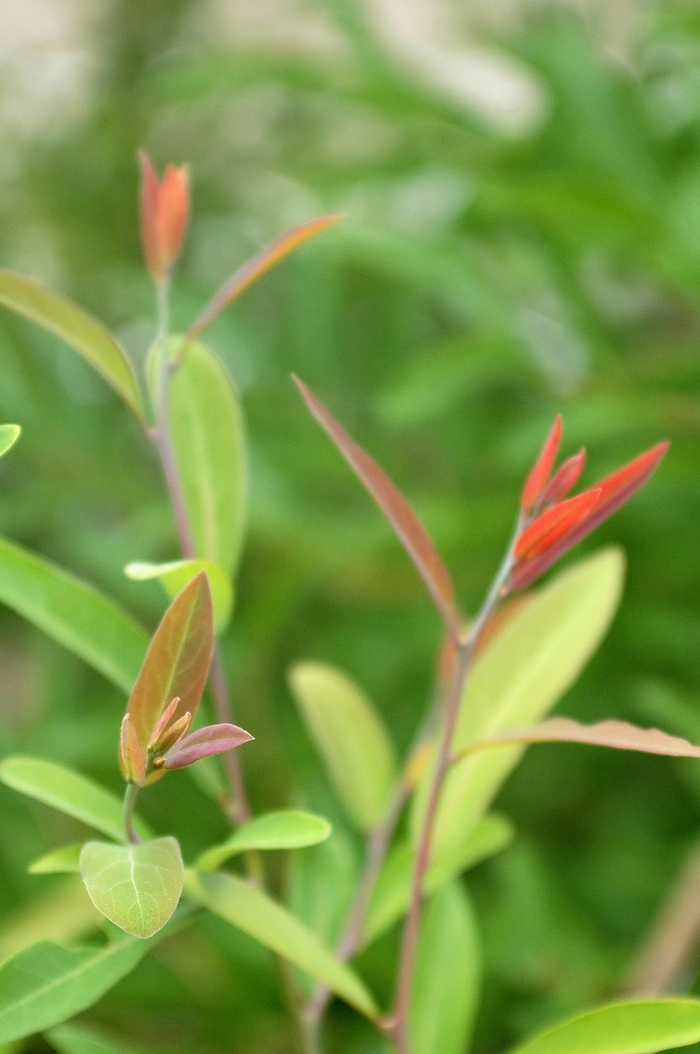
[166,340,247,576]
[46,1022,142,1054]
[414,549,625,859]
[196,810,332,871]
[362,813,512,947]
[185,870,378,1019]
[0,271,144,420]
[29,844,83,874]
[410,881,481,1054]
[0,425,20,459]
[0,537,148,693]
[124,559,233,635]
[510,998,700,1054]
[293,377,459,634]
[80,837,184,939]
[0,878,99,961]
[0,756,150,843]
[288,661,396,831]
[287,827,360,949]
[126,571,214,751]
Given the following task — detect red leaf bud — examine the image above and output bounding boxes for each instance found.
[520,414,562,513]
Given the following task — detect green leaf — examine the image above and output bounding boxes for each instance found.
[509,998,700,1054]
[185,870,378,1019]
[124,559,233,635]
[0,425,20,459]
[167,339,247,576]
[0,878,100,962]
[413,549,624,859]
[125,571,214,751]
[47,1022,141,1054]
[29,844,83,874]
[0,270,144,420]
[410,882,481,1054]
[362,813,512,947]
[0,536,148,694]
[288,662,396,831]
[0,756,150,843]
[80,837,184,939]
[0,938,149,1043]
[196,810,332,871]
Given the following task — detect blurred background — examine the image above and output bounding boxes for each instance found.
[1,0,700,1051]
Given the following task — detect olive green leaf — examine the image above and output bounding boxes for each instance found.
[46,1022,143,1054]
[29,844,83,874]
[196,810,332,872]
[124,559,233,635]
[80,838,184,939]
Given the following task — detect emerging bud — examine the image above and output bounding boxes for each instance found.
[150,709,192,756]
[138,150,190,287]
[119,714,146,786]
[538,448,586,508]
[520,414,562,513]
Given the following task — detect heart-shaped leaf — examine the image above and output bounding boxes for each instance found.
[197,810,332,872]
[80,837,184,939]
[124,559,233,634]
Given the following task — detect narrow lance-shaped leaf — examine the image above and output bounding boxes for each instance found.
[80,838,184,939]
[539,448,586,506]
[185,870,378,1020]
[0,535,148,693]
[456,717,700,761]
[47,1022,143,1054]
[0,424,20,459]
[160,722,253,769]
[125,558,233,634]
[515,489,601,560]
[293,377,459,635]
[185,214,345,344]
[197,810,332,872]
[126,570,214,751]
[0,271,144,420]
[520,414,562,513]
[29,843,83,875]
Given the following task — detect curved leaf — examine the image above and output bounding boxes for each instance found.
[0,424,20,459]
[47,1022,142,1054]
[124,559,233,634]
[185,870,378,1019]
[0,536,148,693]
[0,270,144,420]
[197,810,332,872]
[510,998,700,1054]
[29,844,82,874]
[80,838,184,939]
[288,661,396,831]
[0,756,150,843]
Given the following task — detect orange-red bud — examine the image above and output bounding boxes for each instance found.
[520,414,562,513]
[538,448,586,508]
[138,151,190,286]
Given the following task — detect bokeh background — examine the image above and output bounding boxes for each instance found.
[1,0,700,1051]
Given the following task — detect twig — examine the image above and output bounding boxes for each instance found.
[122,783,141,845]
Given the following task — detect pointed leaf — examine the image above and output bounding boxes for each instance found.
[521,414,562,513]
[47,1022,142,1054]
[29,844,83,874]
[185,870,378,1019]
[0,271,144,420]
[413,549,625,860]
[0,536,148,693]
[161,722,253,769]
[0,424,20,459]
[539,449,586,507]
[164,339,247,575]
[288,661,396,831]
[126,571,214,750]
[124,559,233,634]
[509,998,700,1054]
[459,717,700,760]
[186,214,345,343]
[410,882,481,1054]
[0,756,150,843]
[362,814,512,948]
[80,838,184,939]
[197,810,332,872]
[294,377,459,634]
[515,489,601,560]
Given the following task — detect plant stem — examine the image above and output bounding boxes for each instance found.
[123,783,141,845]
[388,520,521,1054]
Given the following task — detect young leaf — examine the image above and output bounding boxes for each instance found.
[185,214,345,343]
[124,559,233,634]
[410,882,481,1054]
[0,938,150,1043]
[185,870,378,1020]
[47,1022,142,1054]
[0,756,150,843]
[80,838,184,939]
[458,717,700,760]
[520,414,562,513]
[0,536,148,693]
[196,810,332,872]
[29,843,83,874]
[362,813,512,948]
[160,722,253,769]
[510,998,700,1054]
[293,377,459,635]
[0,271,144,420]
[166,340,247,576]
[288,661,396,831]
[126,571,214,751]
[413,549,625,861]
[0,424,20,459]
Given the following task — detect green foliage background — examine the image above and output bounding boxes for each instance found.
[1,0,700,1051]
